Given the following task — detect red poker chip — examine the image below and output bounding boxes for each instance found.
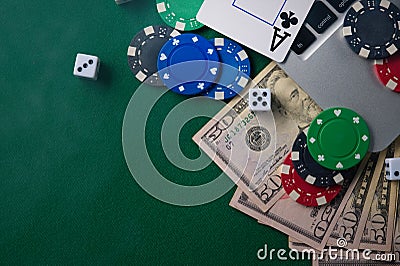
[374,53,400,93]
[280,153,342,207]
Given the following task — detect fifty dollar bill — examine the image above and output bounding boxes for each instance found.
[193,62,322,212]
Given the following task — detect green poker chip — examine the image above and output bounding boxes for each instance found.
[307,107,370,170]
[156,0,204,31]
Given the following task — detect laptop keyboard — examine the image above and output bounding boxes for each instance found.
[291,0,356,55]
[306,2,338,34]
[327,0,357,13]
[291,26,316,55]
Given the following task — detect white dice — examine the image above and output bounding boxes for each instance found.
[73,53,100,80]
[249,88,271,111]
[385,158,400,181]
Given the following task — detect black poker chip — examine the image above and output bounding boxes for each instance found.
[291,131,347,187]
[343,0,400,59]
[127,25,180,86]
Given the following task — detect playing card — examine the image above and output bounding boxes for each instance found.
[196,0,315,62]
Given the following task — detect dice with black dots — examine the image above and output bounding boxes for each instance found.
[73,53,100,80]
[249,88,271,111]
[385,158,400,181]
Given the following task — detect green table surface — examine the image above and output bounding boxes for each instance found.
[1,0,310,264]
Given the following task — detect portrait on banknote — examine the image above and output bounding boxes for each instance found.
[256,66,322,130]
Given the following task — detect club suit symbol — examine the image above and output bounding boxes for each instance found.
[280,11,298,29]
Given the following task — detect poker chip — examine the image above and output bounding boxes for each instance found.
[127,25,180,86]
[374,52,400,92]
[156,0,204,31]
[157,33,220,96]
[307,107,370,170]
[292,131,348,187]
[202,38,251,100]
[281,153,342,207]
[343,0,400,59]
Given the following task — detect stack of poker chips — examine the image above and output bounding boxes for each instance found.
[343,0,400,93]
[127,26,251,101]
[281,107,370,207]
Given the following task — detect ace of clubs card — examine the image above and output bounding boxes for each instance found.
[197,0,315,62]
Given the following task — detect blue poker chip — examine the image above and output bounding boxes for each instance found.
[343,0,400,59]
[203,38,251,100]
[157,33,220,95]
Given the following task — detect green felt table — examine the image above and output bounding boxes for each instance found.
[0,0,310,264]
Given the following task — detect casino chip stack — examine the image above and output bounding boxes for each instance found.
[202,38,251,100]
[157,33,220,96]
[281,153,342,207]
[307,107,370,171]
[343,0,400,59]
[156,0,204,31]
[374,52,400,93]
[127,25,180,86]
[281,107,370,207]
[292,131,352,187]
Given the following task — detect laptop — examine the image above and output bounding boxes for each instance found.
[198,0,400,152]
[279,0,400,152]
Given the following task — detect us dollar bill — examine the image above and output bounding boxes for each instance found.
[259,159,365,251]
[359,140,398,251]
[393,179,400,261]
[289,237,321,254]
[230,156,365,251]
[193,62,322,212]
[313,257,396,266]
[391,137,400,260]
[326,152,384,248]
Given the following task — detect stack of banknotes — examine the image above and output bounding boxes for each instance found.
[193,62,400,265]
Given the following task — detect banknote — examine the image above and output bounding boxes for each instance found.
[393,180,400,261]
[231,155,364,251]
[290,140,400,263]
[298,237,399,264]
[295,242,398,265]
[391,137,400,260]
[313,257,395,266]
[258,160,363,251]
[193,62,322,212]
[313,247,399,265]
[229,188,264,221]
[326,152,384,248]
[359,141,398,251]
[289,237,321,254]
